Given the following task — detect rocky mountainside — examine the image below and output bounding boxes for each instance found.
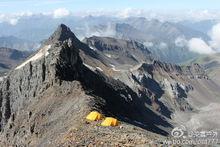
[0,24,172,146]
[82,35,220,136]
[134,61,220,132]
[83,36,152,67]
[0,47,31,76]
[0,24,220,146]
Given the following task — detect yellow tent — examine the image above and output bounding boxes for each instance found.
[86,111,102,121]
[101,117,119,126]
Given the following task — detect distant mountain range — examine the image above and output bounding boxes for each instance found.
[0,36,39,51]
[0,16,217,63]
[178,19,218,34]
[113,22,202,63]
[123,18,210,41]
[0,47,31,75]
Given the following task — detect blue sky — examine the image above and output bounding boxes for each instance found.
[0,0,220,14]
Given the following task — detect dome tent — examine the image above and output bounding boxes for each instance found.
[86,111,103,121]
[101,117,119,126]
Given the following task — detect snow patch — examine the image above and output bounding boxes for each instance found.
[179,83,186,91]
[112,68,121,72]
[15,45,51,70]
[96,67,103,71]
[83,63,95,71]
[110,64,120,71]
[109,64,115,67]
[105,54,112,58]
[89,46,96,51]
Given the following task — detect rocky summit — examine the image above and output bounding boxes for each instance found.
[0,24,220,146]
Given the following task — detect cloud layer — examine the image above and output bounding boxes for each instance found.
[1,9,220,25]
[53,8,70,18]
[188,38,215,54]
[0,12,32,25]
[175,36,188,47]
[0,8,220,54]
[174,23,220,54]
[186,23,220,54]
[0,8,70,25]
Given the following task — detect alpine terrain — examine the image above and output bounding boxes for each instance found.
[0,24,220,146]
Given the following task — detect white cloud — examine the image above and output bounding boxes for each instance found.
[53,8,70,18]
[188,38,215,54]
[1,9,220,24]
[108,9,220,22]
[8,18,18,25]
[186,23,220,54]
[209,23,220,50]
[117,8,145,18]
[0,14,18,25]
[83,22,116,38]
[17,11,33,17]
[143,42,154,47]
[159,42,167,49]
[175,36,187,47]
[0,11,33,25]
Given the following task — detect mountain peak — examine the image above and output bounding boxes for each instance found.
[57,24,71,34]
[59,23,68,29]
[45,24,78,44]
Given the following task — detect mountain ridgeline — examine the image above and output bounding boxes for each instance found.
[0,24,219,146]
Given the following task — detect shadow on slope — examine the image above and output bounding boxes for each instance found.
[57,60,172,135]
